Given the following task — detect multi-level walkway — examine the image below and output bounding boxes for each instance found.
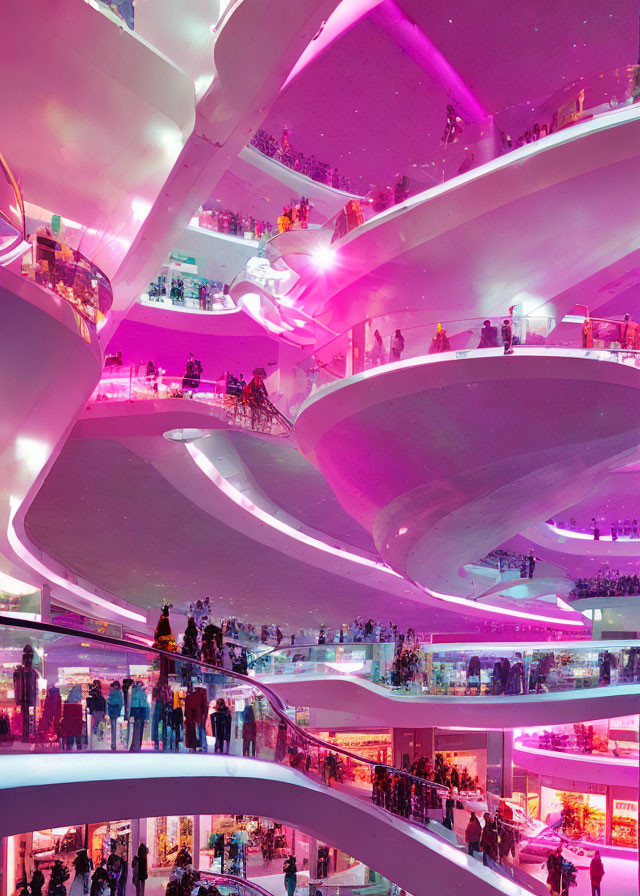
[0,616,566,896]
[252,640,640,727]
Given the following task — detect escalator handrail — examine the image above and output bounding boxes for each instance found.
[196,871,274,896]
[247,640,396,667]
[0,614,447,796]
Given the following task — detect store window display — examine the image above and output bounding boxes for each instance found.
[541,787,606,844]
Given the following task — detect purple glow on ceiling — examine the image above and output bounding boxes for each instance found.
[371,0,489,122]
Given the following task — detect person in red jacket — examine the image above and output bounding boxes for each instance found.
[590,850,604,896]
[465,811,482,856]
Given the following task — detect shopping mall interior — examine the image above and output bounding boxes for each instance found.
[1,2,640,896]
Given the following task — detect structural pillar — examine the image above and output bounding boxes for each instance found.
[192,816,200,870]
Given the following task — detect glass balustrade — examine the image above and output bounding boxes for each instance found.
[0,617,600,891]
[299,312,640,392]
[251,639,640,696]
[20,235,113,326]
[326,65,640,241]
[87,370,293,437]
[0,150,25,261]
[0,618,446,815]
[249,129,353,193]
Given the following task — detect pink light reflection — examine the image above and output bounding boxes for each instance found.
[186,444,585,628]
[7,501,147,624]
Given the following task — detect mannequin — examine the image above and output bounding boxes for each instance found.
[13,644,39,741]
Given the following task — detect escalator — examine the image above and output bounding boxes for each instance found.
[0,615,557,895]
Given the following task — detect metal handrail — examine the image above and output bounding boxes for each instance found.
[0,614,446,796]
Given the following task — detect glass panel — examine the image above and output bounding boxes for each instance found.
[315,65,640,236]
[0,150,25,259]
[88,370,293,438]
[252,639,640,695]
[21,235,113,325]
[0,617,611,888]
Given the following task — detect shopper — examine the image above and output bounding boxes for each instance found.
[546,847,563,896]
[390,329,405,360]
[107,681,123,752]
[283,856,297,896]
[478,320,499,348]
[590,850,604,896]
[128,682,149,752]
[370,329,385,366]
[465,812,482,856]
[69,850,92,896]
[89,864,109,896]
[502,318,514,354]
[106,847,124,896]
[30,863,45,896]
[480,814,498,862]
[211,697,232,753]
[48,861,70,896]
[131,845,148,896]
[182,353,203,393]
[242,698,257,757]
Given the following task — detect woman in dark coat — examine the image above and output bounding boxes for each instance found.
[211,697,231,753]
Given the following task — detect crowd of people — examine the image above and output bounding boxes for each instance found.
[241,617,416,648]
[197,206,276,241]
[250,128,352,192]
[17,843,148,896]
[145,274,234,312]
[134,356,286,432]
[522,722,619,757]
[571,570,640,598]
[276,197,312,233]
[479,549,538,578]
[550,516,640,541]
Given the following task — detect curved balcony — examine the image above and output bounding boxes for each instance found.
[513,729,638,789]
[21,234,113,326]
[251,640,640,728]
[263,76,640,341]
[86,371,292,438]
[0,150,25,261]
[330,65,640,233]
[293,347,640,615]
[299,312,640,390]
[0,616,545,896]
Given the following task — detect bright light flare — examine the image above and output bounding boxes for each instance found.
[312,246,336,271]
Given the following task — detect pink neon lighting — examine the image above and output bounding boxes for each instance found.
[371,0,488,122]
[282,0,384,89]
[547,522,636,543]
[186,443,400,575]
[282,0,488,124]
[186,444,584,627]
[7,507,147,624]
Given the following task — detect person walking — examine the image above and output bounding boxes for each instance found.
[465,812,482,856]
[131,845,148,896]
[283,855,297,896]
[546,847,563,896]
[69,850,92,896]
[590,850,604,896]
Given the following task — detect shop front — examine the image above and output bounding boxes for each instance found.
[148,817,193,870]
[310,728,392,765]
[515,774,638,852]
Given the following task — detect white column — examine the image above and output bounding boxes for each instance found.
[192,816,201,871]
